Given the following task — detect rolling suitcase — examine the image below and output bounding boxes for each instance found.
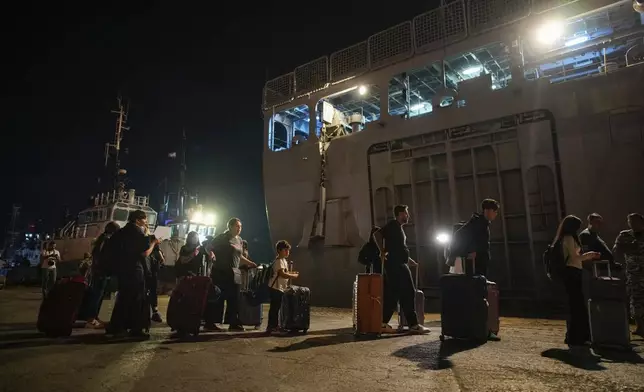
[354,273,383,336]
[487,281,500,335]
[37,276,87,337]
[167,276,212,336]
[587,261,630,349]
[279,285,311,333]
[238,268,263,328]
[398,264,425,330]
[439,273,489,342]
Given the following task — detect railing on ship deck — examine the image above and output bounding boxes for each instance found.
[263,0,624,109]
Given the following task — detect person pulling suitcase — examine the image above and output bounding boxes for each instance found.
[374,204,430,335]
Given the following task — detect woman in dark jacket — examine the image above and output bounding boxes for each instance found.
[176,231,202,279]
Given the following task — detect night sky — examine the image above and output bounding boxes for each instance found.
[3,1,437,259]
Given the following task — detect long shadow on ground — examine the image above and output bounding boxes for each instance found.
[392,338,484,370]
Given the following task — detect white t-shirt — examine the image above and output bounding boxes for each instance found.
[271,258,289,292]
[42,250,60,270]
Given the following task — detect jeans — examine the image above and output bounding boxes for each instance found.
[563,266,590,345]
[41,268,57,299]
[79,275,109,320]
[382,263,418,326]
[147,275,158,310]
[267,288,284,329]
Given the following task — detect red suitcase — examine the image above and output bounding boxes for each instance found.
[167,276,212,336]
[37,277,87,337]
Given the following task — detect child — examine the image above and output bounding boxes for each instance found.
[266,240,299,334]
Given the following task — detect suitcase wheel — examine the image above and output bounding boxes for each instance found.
[439,334,445,342]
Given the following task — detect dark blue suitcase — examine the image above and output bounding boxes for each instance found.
[439,274,488,342]
[279,285,311,333]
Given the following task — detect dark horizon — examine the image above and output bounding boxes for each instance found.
[1,1,438,257]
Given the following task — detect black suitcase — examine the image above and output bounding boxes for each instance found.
[587,261,630,349]
[439,273,488,342]
[279,285,310,333]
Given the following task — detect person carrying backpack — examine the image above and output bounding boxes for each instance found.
[447,199,500,277]
[548,215,600,350]
[80,221,120,329]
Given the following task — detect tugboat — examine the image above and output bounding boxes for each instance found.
[48,97,159,277]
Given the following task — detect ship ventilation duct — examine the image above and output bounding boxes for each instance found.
[347,113,364,133]
[128,189,136,203]
[634,0,643,13]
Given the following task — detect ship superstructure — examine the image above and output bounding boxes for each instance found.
[262,0,644,307]
[50,98,158,272]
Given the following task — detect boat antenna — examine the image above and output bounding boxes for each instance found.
[178,128,187,217]
[105,96,130,191]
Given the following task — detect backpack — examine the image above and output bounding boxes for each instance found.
[445,221,468,267]
[543,239,566,282]
[98,229,124,277]
[357,241,379,266]
[246,260,278,306]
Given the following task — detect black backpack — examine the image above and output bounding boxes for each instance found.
[246,260,278,306]
[543,239,566,282]
[445,221,468,267]
[357,241,379,266]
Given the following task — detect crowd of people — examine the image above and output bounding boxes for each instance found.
[360,199,644,347]
[40,201,644,344]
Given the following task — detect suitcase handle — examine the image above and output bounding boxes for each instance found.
[592,260,613,279]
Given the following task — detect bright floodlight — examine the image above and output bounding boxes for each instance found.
[436,232,451,244]
[358,85,368,95]
[204,213,216,226]
[191,211,204,224]
[535,20,564,45]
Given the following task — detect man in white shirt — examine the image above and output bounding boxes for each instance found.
[40,242,60,299]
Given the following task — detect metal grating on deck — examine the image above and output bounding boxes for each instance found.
[264,73,295,108]
[468,0,532,35]
[414,0,468,53]
[294,57,329,96]
[330,41,369,82]
[368,21,414,70]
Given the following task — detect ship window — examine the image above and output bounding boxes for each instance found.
[268,104,310,152]
[147,213,157,226]
[113,208,129,222]
[523,6,642,84]
[388,64,439,118]
[316,84,380,136]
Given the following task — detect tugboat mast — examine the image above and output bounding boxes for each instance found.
[104,96,130,192]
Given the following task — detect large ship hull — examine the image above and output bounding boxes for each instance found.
[263,60,644,308]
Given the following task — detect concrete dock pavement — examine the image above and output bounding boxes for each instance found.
[0,287,643,392]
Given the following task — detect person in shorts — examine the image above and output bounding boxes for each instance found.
[265,240,299,335]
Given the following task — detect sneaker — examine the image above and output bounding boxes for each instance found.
[85,319,104,329]
[228,325,245,332]
[151,312,163,323]
[409,324,431,335]
[204,324,224,332]
[381,323,396,333]
[488,332,501,341]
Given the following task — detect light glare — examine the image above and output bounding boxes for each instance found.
[436,232,451,244]
[535,20,565,45]
[358,85,368,95]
